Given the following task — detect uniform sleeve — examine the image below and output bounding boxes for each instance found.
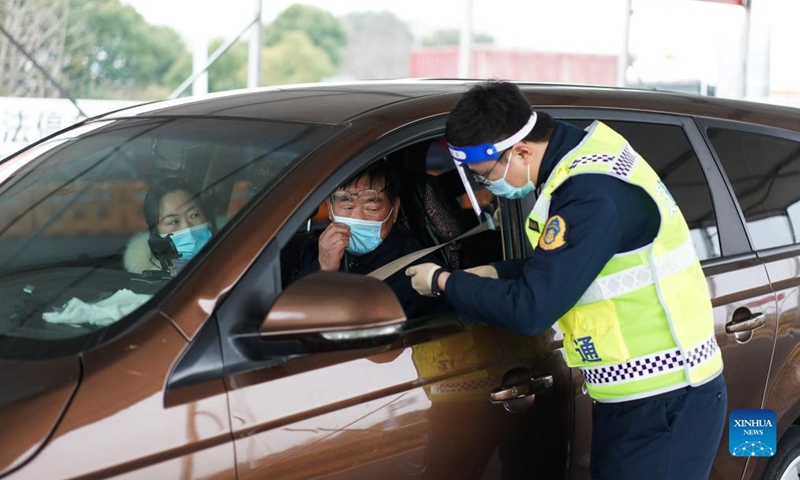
[491,258,527,279]
[445,178,624,336]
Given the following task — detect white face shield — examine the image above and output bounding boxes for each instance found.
[447,113,538,223]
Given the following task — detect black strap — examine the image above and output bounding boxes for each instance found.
[431,267,449,296]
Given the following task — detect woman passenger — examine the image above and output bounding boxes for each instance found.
[123,178,215,275]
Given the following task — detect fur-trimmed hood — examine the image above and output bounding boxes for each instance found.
[123,231,160,274]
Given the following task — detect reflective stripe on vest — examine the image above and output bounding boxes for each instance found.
[576,238,697,306]
[581,336,719,386]
[526,121,722,402]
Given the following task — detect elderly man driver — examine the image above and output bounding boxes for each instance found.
[294,161,446,318]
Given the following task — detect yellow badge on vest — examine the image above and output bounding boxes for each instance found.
[539,215,567,251]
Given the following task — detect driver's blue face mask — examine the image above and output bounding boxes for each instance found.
[332,208,394,255]
[162,223,212,259]
[486,151,535,200]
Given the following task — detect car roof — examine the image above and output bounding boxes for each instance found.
[101,80,467,124]
[100,79,800,133]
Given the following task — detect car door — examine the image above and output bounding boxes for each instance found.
[213,121,573,480]
[695,119,800,479]
[538,110,778,480]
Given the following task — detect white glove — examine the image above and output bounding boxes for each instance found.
[464,265,498,279]
[405,262,441,297]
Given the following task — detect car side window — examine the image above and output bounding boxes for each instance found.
[278,137,505,319]
[568,120,721,261]
[0,118,337,357]
[707,127,800,251]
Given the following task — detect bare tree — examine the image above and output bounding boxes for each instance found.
[0,0,73,97]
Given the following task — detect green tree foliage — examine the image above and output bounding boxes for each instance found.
[421,29,494,47]
[263,4,346,68]
[261,31,334,86]
[207,38,248,93]
[62,0,190,99]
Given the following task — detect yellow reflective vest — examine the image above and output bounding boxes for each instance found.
[526,121,723,402]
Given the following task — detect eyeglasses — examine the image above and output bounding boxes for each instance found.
[470,149,508,187]
[330,188,386,207]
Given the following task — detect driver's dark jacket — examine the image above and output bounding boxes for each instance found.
[445,121,660,335]
[295,225,448,318]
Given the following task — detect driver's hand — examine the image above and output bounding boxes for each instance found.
[318,222,350,271]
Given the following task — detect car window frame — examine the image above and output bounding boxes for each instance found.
[695,116,800,260]
[504,108,752,261]
[173,115,478,384]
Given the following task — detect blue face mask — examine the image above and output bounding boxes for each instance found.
[162,223,212,260]
[486,153,535,200]
[332,208,393,255]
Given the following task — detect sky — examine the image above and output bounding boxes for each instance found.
[120,0,799,100]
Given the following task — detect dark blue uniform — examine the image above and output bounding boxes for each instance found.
[444,121,727,479]
[446,121,660,332]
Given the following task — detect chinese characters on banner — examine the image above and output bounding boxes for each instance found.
[0,97,137,158]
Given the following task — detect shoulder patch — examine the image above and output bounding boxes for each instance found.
[539,215,568,251]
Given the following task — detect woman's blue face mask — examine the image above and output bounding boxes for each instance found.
[332,208,394,255]
[161,223,212,259]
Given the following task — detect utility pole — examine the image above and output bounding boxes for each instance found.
[248,0,263,88]
[192,33,209,96]
[457,0,473,78]
[738,0,751,98]
[170,14,260,99]
[617,0,633,87]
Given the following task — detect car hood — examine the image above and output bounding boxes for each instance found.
[0,357,80,477]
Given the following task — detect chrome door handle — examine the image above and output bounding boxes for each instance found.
[725,312,766,334]
[490,374,553,403]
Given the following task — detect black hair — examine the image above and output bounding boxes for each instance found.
[143,177,214,235]
[445,81,555,150]
[338,160,399,203]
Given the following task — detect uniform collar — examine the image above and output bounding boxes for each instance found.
[536,121,587,188]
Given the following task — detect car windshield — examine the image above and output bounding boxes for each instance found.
[0,116,339,355]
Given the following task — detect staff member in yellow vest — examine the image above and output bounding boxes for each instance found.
[407,81,726,479]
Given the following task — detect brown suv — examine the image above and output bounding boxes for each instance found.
[1,81,799,480]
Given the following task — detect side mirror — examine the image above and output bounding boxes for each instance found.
[260,271,406,350]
